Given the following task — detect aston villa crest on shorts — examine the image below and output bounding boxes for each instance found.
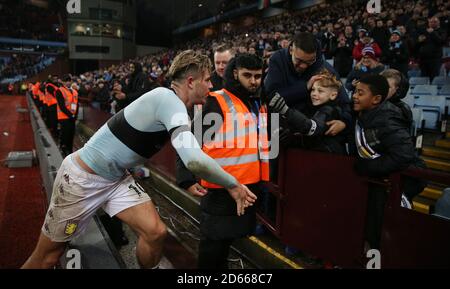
[64,221,78,236]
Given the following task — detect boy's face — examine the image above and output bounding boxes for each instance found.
[352,82,382,112]
[361,55,375,67]
[310,82,337,106]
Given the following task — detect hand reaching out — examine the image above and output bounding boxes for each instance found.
[307,75,323,90]
[325,120,346,136]
[227,184,257,216]
[269,93,289,116]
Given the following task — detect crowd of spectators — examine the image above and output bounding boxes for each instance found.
[64,0,448,115]
[0,54,55,83]
[7,0,446,114]
[19,0,449,261]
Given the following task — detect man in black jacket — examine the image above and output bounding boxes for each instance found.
[415,16,447,81]
[264,32,352,137]
[126,62,152,102]
[210,44,234,91]
[332,34,354,78]
[383,30,409,76]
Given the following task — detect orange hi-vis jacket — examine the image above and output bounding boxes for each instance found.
[37,88,45,103]
[200,89,270,189]
[57,86,78,120]
[31,82,40,100]
[45,83,58,106]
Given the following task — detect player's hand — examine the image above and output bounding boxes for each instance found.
[227,184,257,216]
[187,183,207,197]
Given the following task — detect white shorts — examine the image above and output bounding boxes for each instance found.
[42,154,150,242]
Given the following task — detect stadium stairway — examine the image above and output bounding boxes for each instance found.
[414,126,450,214]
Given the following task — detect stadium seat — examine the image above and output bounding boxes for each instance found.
[414,95,447,130]
[411,108,423,136]
[403,93,415,109]
[411,108,424,149]
[443,47,450,58]
[408,69,421,78]
[409,77,430,87]
[439,85,450,111]
[439,84,450,96]
[431,76,450,88]
[411,85,439,96]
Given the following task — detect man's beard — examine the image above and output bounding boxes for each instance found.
[247,87,258,93]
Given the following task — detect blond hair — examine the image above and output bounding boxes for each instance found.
[314,69,342,91]
[380,69,401,87]
[168,50,212,82]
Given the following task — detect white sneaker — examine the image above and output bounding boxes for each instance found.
[401,194,412,209]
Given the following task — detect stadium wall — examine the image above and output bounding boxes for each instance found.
[26,56,70,83]
[136,45,166,57]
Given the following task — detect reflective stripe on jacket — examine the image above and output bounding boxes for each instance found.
[57,86,78,120]
[200,89,269,188]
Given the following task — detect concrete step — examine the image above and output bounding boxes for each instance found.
[435,139,450,149]
[412,196,435,214]
[421,156,450,172]
[421,146,450,160]
[419,186,443,201]
[146,167,300,269]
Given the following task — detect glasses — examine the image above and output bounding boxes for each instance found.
[290,47,316,66]
[293,56,316,66]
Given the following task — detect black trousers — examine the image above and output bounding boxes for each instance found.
[365,184,388,250]
[59,118,76,157]
[197,185,260,269]
[47,104,58,136]
[198,238,234,269]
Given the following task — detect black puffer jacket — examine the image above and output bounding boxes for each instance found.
[284,100,346,154]
[389,72,413,130]
[354,101,426,199]
[390,99,413,130]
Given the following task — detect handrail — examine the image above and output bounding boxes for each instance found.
[399,166,450,186]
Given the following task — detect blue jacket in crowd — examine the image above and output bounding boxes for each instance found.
[264,46,353,127]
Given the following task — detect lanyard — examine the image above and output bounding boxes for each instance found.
[251,99,261,131]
